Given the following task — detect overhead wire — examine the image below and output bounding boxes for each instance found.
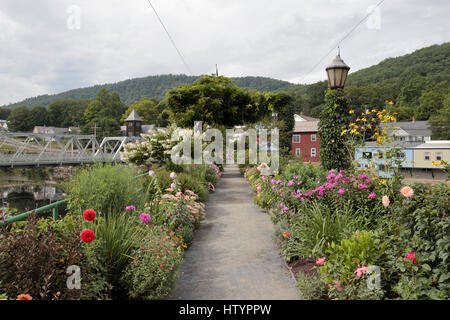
[145,0,193,75]
[298,0,387,84]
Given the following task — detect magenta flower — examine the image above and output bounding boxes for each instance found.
[316,257,326,265]
[368,192,376,199]
[357,184,368,189]
[354,266,369,277]
[125,205,136,211]
[338,188,346,195]
[139,213,151,224]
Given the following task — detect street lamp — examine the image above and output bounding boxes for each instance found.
[326,48,350,89]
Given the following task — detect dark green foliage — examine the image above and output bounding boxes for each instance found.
[82,89,126,139]
[318,89,352,171]
[166,75,267,127]
[177,173,209,202]
[7,106,33,131]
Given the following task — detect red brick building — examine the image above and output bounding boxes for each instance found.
[291,114,320,163]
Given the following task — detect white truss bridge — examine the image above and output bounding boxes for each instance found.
[0,132,135,167]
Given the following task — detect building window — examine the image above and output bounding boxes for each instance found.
[436,152,442,161]
[311,134,317,142]
[311,148,316,158]
[396,151,405,159]
[293,134,300,143]
[424,152,430,161]
[295,148,301,156]
[362,152,372,159]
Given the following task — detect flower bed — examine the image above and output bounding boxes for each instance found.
[244,159,449,300]
[0,163,222,300]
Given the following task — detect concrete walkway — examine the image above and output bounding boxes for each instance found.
[171,164,299,300]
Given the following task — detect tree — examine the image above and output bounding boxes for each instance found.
[30,106,50,126]
[429,93,450,140]
[0,107,11,120]
[83,89,126,139]
[318,89,352,171]
[415,81,449,120]
[7,106,33,132]
[166,75,265,127]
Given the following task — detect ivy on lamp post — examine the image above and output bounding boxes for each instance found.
[318,49,352,171]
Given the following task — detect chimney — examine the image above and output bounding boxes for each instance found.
[412,116,415,123]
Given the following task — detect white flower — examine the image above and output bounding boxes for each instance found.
[170,182,176,189]
[170,172,176,179]
[148,170,155,177]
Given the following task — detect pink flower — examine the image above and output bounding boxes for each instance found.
[357,184,368,189]
[354,266,369,277]
[139,213,151,224]
[368,192,376,199]
[338,188,346,195]
[315,257,326,265]
[334,281,343,292]
[382,195,390,207]
[400,186,414,198]
[256,185,262,193]
[125,205,136,211]
[405,252,417,264]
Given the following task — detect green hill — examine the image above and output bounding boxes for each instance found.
[2,75,294,109]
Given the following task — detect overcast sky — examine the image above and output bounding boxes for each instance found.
[0,0,449,105]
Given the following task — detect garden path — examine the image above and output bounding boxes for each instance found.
[171,164,299,300]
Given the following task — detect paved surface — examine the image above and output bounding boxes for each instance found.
[171,164,299,300]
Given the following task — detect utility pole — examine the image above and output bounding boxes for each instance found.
[91,123,101,138]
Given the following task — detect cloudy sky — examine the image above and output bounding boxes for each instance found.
[0,0,449,105]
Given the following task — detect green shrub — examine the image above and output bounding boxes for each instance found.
[86,211,146,297]
[282,162,327,191]
[296,273,326,300]
[318,231,386,299]
[177,173,209,202]
[286,201,369,260]
[122,225,184,299]
[66,164,144,217]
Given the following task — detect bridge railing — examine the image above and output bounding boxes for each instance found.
[0,170,156,226]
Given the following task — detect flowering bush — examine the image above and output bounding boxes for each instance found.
[244,157,449,300]
[122,225,184,299]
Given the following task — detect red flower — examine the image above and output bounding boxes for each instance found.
[405,252,417,264]
[80,229,95,243]
[17,294,33,300]
[283,231,290,238]
[83,209,96,221]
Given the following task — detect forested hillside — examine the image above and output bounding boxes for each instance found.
[3,75,294,109]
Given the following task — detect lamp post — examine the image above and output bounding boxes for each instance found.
[325,48,350,89]
[319,48,352,171]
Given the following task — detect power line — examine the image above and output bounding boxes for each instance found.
[145,0,192,75]
[299,0,387,84]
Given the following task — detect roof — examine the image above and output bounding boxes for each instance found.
[293,114,319,133]
[381,121,431,137]
[415,140,450,149]
[125,109,143,122]
[361,141,422,149]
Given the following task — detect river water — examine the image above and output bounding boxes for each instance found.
[0,167,72,220]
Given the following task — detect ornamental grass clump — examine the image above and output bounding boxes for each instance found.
[66,164,144,218]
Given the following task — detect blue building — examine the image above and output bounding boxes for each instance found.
[355,142,420,177]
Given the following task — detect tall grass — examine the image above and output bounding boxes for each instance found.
[66,164,144,217]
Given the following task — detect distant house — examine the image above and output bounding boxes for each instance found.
[68,126,81,134]
[0,120,8,130]
[355,140,450,179]
[291,114,320,163]
[381,119,431,143]
[33,126,68,135]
